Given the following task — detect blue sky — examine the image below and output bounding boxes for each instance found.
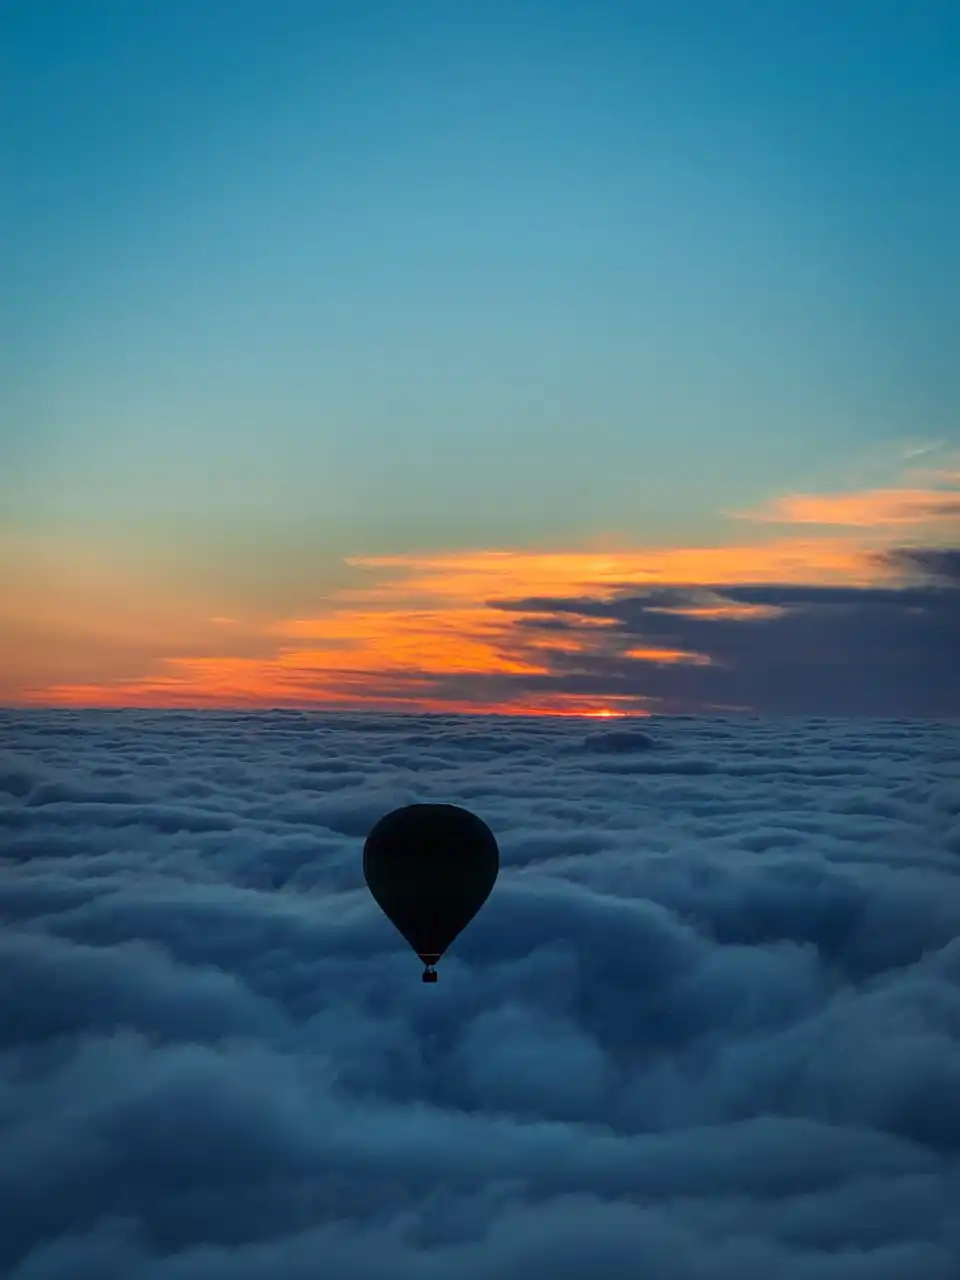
[2,0,958,709]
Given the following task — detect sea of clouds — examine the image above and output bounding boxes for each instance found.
[1,709,959,1278]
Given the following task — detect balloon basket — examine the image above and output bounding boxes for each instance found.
[422,966,438,983]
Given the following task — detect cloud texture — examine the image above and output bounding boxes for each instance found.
[2,710,959,1277]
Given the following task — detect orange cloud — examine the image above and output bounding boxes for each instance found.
[731,483,960,529]
[269,608,546,676]
[9,461,954,713]
[645,601,784,621]
[18,530,894,713]
[623,647,712,665]
[345,536,878,600]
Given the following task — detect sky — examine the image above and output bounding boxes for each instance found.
[2,710,959,1276]
[3,0,958,714]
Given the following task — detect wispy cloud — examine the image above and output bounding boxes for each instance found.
[728,477,960,531]
[7,471,958,715]
[14,533,889,714]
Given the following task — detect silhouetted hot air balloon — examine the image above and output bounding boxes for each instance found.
[363,803,499,982]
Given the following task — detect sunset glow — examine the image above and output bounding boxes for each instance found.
[7,469,956,714]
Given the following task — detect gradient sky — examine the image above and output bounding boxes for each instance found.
[3,0,958,714]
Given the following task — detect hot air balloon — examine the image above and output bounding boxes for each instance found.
[363,803,499,981]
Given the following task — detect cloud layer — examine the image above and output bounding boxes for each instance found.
[2,710,959,1277]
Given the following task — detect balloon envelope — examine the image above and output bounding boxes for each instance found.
[363,803,499,974]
